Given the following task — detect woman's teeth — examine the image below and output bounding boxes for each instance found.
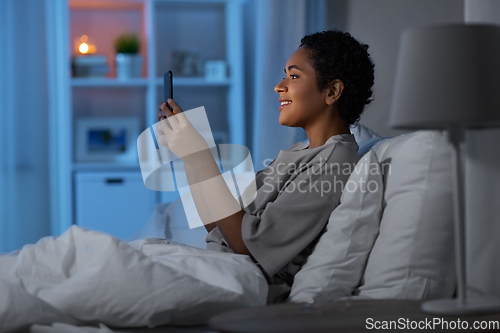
[280,101,291,110]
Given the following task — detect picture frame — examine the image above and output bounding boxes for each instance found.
[172,50,201,76]
[76,117,140,163]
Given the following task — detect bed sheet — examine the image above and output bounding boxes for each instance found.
[0,226,267,333]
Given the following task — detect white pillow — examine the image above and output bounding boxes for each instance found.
[288,149,384,303]
[357,130,455,299]
[288,131,455,303]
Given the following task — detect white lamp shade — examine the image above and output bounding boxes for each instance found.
[390,24,500,129]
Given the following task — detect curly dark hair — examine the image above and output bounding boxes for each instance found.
[300,30,375,125]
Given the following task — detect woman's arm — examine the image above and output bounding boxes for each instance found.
[183,161,217,233]
[188,149,252,257]
[157,102,216,233]
[157,100,252,257]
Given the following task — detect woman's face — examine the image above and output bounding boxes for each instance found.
[274,47,329,128]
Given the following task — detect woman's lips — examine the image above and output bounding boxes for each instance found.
[279,100,292,111]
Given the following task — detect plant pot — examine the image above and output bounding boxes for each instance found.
[116,53,142,79]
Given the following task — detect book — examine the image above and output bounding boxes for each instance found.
[72,55,109,77]
[73,55,107,66]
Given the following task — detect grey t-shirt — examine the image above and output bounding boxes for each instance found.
[206,134,360,302]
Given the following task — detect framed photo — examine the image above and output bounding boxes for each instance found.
[172,50,201,76]
[76,117,139,163]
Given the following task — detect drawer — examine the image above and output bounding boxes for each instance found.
[75,171,155,240]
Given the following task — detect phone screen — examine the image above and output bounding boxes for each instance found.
[163,70,173,111]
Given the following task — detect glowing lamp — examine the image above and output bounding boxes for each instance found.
[76,35,96,55]
[79,43,89,54]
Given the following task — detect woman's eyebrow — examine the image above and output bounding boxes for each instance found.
[284,65,302,73]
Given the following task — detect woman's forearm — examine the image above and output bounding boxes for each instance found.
[183,161,217,232]
[188,150,252,256]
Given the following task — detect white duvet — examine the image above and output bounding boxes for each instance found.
[0,226,267,332]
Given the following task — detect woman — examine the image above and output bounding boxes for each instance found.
[157,30,375,302]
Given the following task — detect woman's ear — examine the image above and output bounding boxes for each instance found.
[325,79,344,105]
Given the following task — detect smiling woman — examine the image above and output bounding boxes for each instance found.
[157,30,375,303]
[274,31,374,148]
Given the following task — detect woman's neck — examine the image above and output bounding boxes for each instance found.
[305,112,350,149]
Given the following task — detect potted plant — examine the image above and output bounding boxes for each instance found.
[114,34,142,79]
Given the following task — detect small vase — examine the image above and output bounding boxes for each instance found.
[115,53,142,79]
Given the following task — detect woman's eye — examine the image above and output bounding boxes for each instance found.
[290,74,298,79]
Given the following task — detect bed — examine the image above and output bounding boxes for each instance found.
[0,128,458,333]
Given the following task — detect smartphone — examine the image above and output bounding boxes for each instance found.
[163,70,173,112]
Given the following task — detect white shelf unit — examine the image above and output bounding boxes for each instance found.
[46,0,245,236]
[72,77,232,87]
[71,78,149,87]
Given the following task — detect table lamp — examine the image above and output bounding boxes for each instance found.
[390,24,500,316]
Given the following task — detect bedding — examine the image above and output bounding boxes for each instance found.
[128,199,208,249]
[0,226,267,332]
[289,130,456,303]
[358,130,455,299]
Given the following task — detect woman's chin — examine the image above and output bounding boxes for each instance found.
[278,115,289,126]
[278,117,299,128]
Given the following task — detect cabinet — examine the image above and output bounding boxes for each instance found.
[75,172,156,239]
[46,0,244,238]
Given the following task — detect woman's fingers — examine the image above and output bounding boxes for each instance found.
[157,103,167,122]
[155,122,170,148]
[161,102,175,117]
[156,122,165,137]
[167,99,183,114]
[157,110,167,122]
[157,101,178,122]
[167,99,191,125]
[156,99,189,137]
[160,118,173,135]
[157,133,169,148]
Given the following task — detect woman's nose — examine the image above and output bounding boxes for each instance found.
[274,80,287,93]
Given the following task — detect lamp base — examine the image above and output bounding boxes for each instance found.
[421,298,500,316]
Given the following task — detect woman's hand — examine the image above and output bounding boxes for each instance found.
[155,99,210,165]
